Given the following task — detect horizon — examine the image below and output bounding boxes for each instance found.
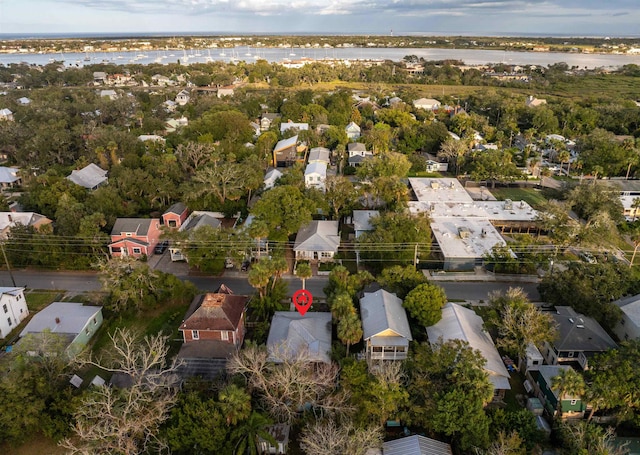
[1,1,639,38]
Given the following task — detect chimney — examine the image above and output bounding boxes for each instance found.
[55,317,60,324]
[7,214,12,222]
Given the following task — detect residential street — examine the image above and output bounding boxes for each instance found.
[0,270,541,301]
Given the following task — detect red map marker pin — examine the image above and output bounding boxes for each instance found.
[292,289,313,316]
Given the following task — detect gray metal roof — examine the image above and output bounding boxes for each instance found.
[353,210,379,233]
[383,435,452,455]
[267,311,332,363]
[20,302,102,337]
[613,293,640,328]
[427,302,511,391]
[552,306,617,353]
[0,167,19,184]
[537,365,578,400]
[111,218,156,236]
[293,220,340,254]
[308,147,330,164]
[360,289,412,341]
[274,135,298,153]
[67,163,108,189]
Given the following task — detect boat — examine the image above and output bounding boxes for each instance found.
[245,46,252,56]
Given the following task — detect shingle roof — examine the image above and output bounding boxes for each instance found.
[111,218,156,236]
[360,289,412,341]
[293,220,340,254]
[552,306,617,353]
[67,163,107,189]
[164,202,187,216]
[0,212,50,232]
[181,212,221,232]
[180,293,247,332]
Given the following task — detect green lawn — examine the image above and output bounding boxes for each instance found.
[25,291,63,311]
[490,187,548,209]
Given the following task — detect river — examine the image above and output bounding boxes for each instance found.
[2,46,640,69]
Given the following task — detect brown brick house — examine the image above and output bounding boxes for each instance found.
[179,290,248,347]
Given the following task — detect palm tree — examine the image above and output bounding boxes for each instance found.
[295,262,312,290]
[219,384,251,426]
[268,257,289,292]
[338,312,363,356]
[231,411,276,455]
[557,150,571,176]
[551,367,585,418]
[248,262,271,300]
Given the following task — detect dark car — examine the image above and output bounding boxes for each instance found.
[154,240,169,254]
[241,260,251,272]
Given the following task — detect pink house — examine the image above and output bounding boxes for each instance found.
[108,218,161,258]
[162,202,189,230]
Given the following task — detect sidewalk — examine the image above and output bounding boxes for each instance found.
[426,267,541,283]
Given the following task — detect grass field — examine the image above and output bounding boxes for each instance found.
[490,187,548,209]
[25,291,62,311]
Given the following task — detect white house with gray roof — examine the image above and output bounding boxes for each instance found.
[67,163,108,190]
[360,289,412,362]
[0,108,13,121]
[427,302,511,401]
[0,287,27,339]
[304,162,327,192]
[308,147,331,165]
[0,166,20,187]
[293,220,340,262]
[613,294,640,341]
[267,311,332,364]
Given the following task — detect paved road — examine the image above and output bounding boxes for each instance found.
[0,270,540,302]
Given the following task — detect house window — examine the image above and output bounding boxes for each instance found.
[85,328,90,335]
[221,331,229,341]
[372,346,383,353]
[168,220,177,228]
[570,399,577,405]
[621,319,625,325]
[192,330,199,340]
[132,247,141,254]
[568,351,575,358]
[19,308,23,313]
[2,304,6,313]
[321,252,332,258]
[7,317,11,326]
[93,318,97,325]
[125,233,132,237]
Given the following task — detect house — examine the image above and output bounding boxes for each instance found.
[541,306,617,370]
[0,287,28,339]
[345,121,361,140]
[613,294,640,341]
[0,108,13,121]
[348,142,373,167]
[308,147,331,165]
[273,135,299,167]
[249,121,261,137]
[620,195,640,221]
[360,289,412,361]
[179,291,248,346]
[169,211,223,261]
[93,71,107,84]
[17,97,31,105]
[427,302,511,401]
[280,121,309,134]
[175,89,190,106]
[151,74,174,86]
[258,424,290,455]
[0,166,20,187]
[352,210,379,239]
[293,220,340,262]
[163,99,177,112]
[383,435,452,455]
[99,90,118,100]
[217,86,234,98]
[264,168,283,190]
[138,134,166,144]
[532,365,586,417]
[425,159,448,172]
[267,311,332,363]
[261,113,281,131]
[0,212,52,239]
[526,95,547,107]
[413,97,441,110]
[108,218,162,258]
[66,163,108,190]
[162,202,189,229]
[304,162,327,191]
[165,116,188,133]
[19,301,103,356]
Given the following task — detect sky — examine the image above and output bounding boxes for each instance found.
[0,0,639,37]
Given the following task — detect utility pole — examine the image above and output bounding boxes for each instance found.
[0,242,16,287]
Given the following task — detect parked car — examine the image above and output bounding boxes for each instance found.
[224,258,234,269]
[154,240,169,254]
[241,260,251,272]
[580,251,597,264]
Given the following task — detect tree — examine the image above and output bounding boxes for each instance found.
[227,343,344,424]
[403,283,447,327]
[248,260,272,301]
[406,340,493,451]
[467,149,522,188]
[558,421,629,455]
[337,312,363,356]
[479,431,526,455]
[295,261,312,290]
[328,291,356,320]
[231,411,276,455]
[299,419,382,455]
[551,367,585,417]
[251,185,313,240]
[219,384,252,426]
[61,329,181,455]
[487,287,557,359]
[324,175,357,220]
[377,265,428,299]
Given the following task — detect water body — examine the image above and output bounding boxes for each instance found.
[1,47,639,69]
